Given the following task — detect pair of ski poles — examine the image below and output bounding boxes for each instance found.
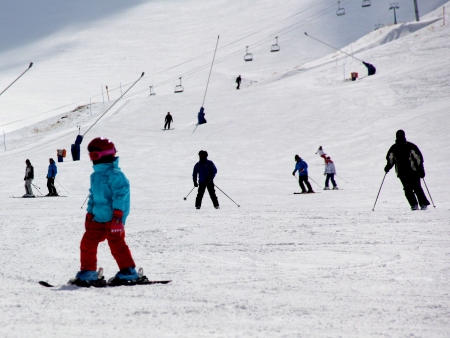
[183,183,240,207]
[32,179,69,196]
[372,173,435,211]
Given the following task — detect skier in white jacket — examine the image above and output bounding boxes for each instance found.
[323,156,338,190]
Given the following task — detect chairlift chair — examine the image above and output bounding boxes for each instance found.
[174,77,184,93]
[336,1,345,16]
[270,36,280,52]
[244,46,253,62]
[149,85,156,96]
[362,0,371,7]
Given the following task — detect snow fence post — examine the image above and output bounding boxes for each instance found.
[101,86,104,105]
[90,98,92,117]
[3,130,5,152]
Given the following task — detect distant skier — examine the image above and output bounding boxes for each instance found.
[292,155,314,193]
[46,158,58,196]
[236,75,242,90]
[362,61,376,76]
[323,156,338,190]
[73,137,140,286]
[164,112,173,130]
[316,146,327,159]
[193,150,219,209]
[197,107,207,125]
[384,130,430,210]
[23,159,35,197]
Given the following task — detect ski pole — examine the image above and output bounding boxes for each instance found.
[308,175,321,189]
[83,72,145,138]
[183,186,196,200]
[32,183,44,195]
[304,32,364,62]
[422,178,436,208]
[81,193,90,209]
[336,174,348,183]
[372,173,387,211]
[214,184,240,207]
[0,62,33,97]
[55,179,69,194]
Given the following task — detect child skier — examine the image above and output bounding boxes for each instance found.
[73,137,139,286]
[323,156,338,190]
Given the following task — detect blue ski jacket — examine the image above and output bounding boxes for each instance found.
[193,159,217,184]
[293,159,308,176]
[47,162,57,178]
[87,157,130,224]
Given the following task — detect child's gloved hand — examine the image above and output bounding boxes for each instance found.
[111,210,124,236]
[85,213,94,230]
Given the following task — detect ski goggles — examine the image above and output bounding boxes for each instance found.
[89,148,116,161]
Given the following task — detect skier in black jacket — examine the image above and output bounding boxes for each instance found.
[164,112,173,130]
[192,150,219,209]
[384,130,430,210]
[23,159,35,197]
[363,61,376,76]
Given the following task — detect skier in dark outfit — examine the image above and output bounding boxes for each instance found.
[236,75,242,90]
[23,159,35,197]
[164,112,173,130]
[384,130,430,210]
[197,107,207,125]
[193,150,219,209]
[362,61,376,76]
[292,155,314,193]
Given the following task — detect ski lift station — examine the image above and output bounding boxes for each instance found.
[271,36,280,52]
[244,46,253,62]
[336,1,345,16]
[174,77,184,93]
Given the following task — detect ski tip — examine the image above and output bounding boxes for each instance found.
[39,281,54,287]
[141,72,145,77]
[29,62,33,68]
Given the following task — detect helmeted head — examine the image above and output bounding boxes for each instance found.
[198,150,208,160]
[49,158,54,164]
[294,154,301,161]
[167,112,170,115]
[25,159,31,165]
[87,137,117,164]
[326,156,331,160]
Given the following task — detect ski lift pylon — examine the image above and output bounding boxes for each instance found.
[362,0,371,7]
[244,46,253,62]
[270,36,280,52]
[336,1,345,16]
[174,77,184,93]
[149,85,156,96]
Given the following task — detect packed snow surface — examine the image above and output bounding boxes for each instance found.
[0,1,450,337]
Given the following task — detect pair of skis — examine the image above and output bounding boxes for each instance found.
[39,268,171,288]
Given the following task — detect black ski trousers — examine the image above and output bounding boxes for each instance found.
[164,121,171,129]
[325,173,337,188]
[399,175,429,207]
[47,178,57,195]
[299,175,313,193]
[196,182,219,208]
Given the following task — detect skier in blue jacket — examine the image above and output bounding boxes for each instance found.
[73,137,139,286]
[193,150,219,209]
[46,158,58,196]
[292,155,314,193]
[197,107,207,125]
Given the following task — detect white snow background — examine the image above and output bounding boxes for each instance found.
[0,0,450,337]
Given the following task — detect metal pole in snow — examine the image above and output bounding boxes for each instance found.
[3,130,5,151]
[413,0,420,22]
[101,86,105,105]
[120,82,123,96]
[90,98,92,117]
[444,6,446,26]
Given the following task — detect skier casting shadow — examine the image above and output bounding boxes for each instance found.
[384,130,430,210]
[193,150,219,209]
[164,112,173,130]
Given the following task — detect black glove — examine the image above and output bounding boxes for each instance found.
[24,177,26,181]
[292,171,296,176]
[194,182,198,187]
[419,167,425,178]
[384,165,390,173]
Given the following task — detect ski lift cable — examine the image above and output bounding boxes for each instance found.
[2,0,355,128]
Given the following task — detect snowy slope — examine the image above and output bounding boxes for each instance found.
[0,1,450,337]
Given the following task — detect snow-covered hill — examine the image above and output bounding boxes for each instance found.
[0,1,449,337]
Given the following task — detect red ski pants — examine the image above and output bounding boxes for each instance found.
[80,220,135,271]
